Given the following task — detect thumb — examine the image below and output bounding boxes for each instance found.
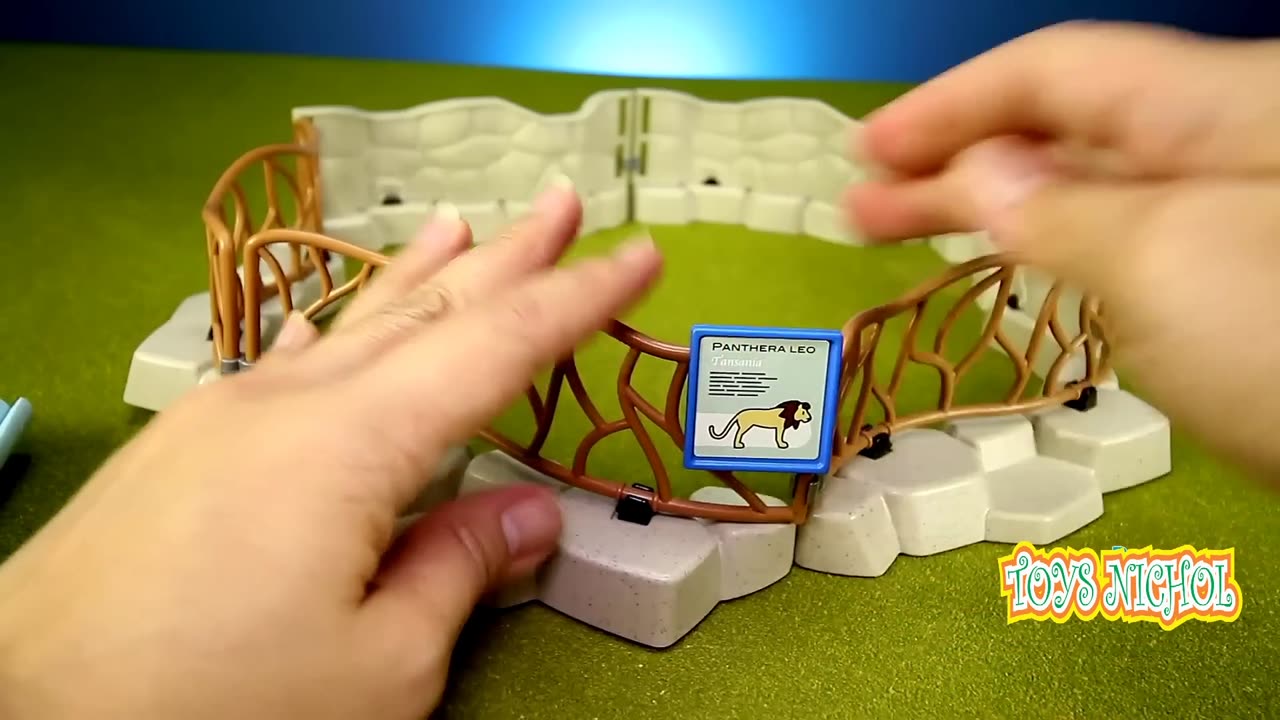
[360,484,562,649]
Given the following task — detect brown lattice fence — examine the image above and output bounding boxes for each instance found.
[207,140,1110,525]
[202,120,324,373]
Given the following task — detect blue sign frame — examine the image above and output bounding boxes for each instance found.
[683,324,844,475]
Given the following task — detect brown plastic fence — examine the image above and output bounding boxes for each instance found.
[202,120,324,372]
[210,141,1110,525]
[832,257,1110,469]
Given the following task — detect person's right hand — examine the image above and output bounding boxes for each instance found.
[843,21,1280,478]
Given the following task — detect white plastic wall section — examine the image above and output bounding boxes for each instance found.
[292,90,1088,382]
[293,90,634,251]
[629,88,867,242]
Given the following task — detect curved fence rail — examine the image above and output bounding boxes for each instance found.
[239,230,805,523]
[202,120,323,372]
[208,140,1110,525]
[831,256,1110,467]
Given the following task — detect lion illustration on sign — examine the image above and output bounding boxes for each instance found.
[708,400,813,449]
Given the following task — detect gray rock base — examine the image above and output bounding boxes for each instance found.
[795,389,1170,578]
[122,248,348,412]
[540,489,722,648]
[449,452,796,647]
[395,386,1169,647]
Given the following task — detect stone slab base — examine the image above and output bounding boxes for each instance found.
[797,389,1171,577]
[123,250,348,412]
[451,451,797,647]
[365,388,1172,646]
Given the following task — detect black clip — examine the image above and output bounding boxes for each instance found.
[1064,381,1099,412]
[857,424,893,459]
[614,483,656,526]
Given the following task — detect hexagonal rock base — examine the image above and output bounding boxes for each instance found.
[1033,389,1172,493]
[795,393,1167,578]
[415,384,1173,640]
[983,458,1103,544]
[796,430,988,576]
[848,429,990,556]
[455,451,765,647]
[947,415,1103,545]
[690,487,795,600]
[794,473,898,577]
[540,489,722,648]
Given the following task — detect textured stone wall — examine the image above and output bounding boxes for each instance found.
[295,88,1085,384]
[294,91,633,250]
[631,89,866,243]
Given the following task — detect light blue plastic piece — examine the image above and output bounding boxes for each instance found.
[0,397,32,468]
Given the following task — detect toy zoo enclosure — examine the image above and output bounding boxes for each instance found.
[203,91,1112,526]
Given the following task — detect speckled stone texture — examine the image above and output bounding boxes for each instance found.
[690,486,794,600]
[849,429,990,556]
[539,489,722,648]
[946,415,1037,472]
[460,455,797,641]
[1033,389,1172,493]
[794,472,899,577]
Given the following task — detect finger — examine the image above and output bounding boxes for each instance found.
[343,180,583,340]
[844,135,1053,242]
[297,181,585,378]
[842,175,976,242]
[350,235,662,486]
[401,178,583,311]
[857,21,1280,178]
[330,207,473,331]
[270,311,321,354]
[360,484,561,660]
[951,137,1172,301]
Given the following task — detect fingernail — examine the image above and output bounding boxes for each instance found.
[550,172,574,191]
[409,203,467,248]
[434,201,460,223]
[533,177,576,215]
[500,493,561,558]
[274,311,314,351]
[965,140,1053,246]
[615,236,659,266]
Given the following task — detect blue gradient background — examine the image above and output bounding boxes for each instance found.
[4,1,1278,81]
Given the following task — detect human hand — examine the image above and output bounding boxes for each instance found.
[0,185,663,719]
[843,21,1280,477]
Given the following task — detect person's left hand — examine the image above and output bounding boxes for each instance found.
[0,185,663,720]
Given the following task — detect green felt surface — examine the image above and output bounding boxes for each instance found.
[1,43,1277,719]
